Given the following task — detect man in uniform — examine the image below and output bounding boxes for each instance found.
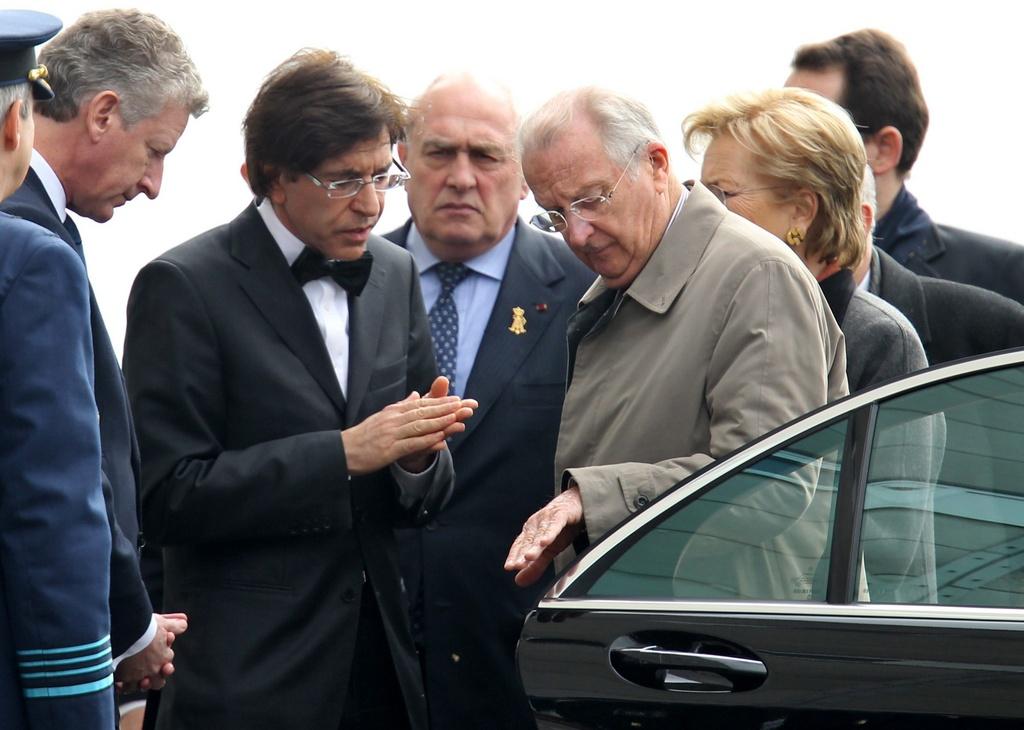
[0,11,114,729]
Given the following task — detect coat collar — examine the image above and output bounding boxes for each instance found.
[874,184,945,269]
[818,269,856,327]
[579,182,726,315]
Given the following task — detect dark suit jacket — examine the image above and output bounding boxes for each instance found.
[875,185,1024,306]
[123,204,450,730]
[1,169,153,655]
[386,220,594,730]
[901,223,1024,307]
[0,213,115,730]
[869,247,1024,365]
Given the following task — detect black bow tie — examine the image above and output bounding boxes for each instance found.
[291,248,374,296]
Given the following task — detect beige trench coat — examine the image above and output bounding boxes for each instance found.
[557,183,848,546]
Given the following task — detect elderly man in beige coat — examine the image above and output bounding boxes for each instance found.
[505,88,848,586]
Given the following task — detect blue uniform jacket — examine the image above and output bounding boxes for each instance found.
[0,212,114,728]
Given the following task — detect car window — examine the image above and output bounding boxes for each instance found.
[585,419,849,601]
[859,366,1024,607]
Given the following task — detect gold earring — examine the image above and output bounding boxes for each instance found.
[786,228,804,247]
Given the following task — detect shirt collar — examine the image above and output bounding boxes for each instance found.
[857,267,871,292]
[256,198,308,266]
[665,183,689,230]
[30,149,68,222]
[406,221,516,281]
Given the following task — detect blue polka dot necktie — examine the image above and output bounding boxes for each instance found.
[429,262,471,395]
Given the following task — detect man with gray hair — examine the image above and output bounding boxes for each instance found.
[0,8,208,698]
[505,88,847,584]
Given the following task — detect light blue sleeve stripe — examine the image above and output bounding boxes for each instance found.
[18,648,111,668]
[16,635,111,657]
[23,674,114,698]
[21,660,113,679]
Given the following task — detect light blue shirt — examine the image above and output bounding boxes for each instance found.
[407,224,516,398]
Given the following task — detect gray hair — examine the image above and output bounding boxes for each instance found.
[0,82,32,121]
[38,9,208,126]
[519,86,663,177]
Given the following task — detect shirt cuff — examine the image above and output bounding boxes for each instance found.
[112,614,157,669]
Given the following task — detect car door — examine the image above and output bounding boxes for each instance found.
[518,352,1024,730]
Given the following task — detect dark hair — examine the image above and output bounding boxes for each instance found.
[791,29,928,175]
[243,49,405,199]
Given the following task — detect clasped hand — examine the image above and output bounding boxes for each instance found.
[114,612,187,693]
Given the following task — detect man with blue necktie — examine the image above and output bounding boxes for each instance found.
[386,73,593,730]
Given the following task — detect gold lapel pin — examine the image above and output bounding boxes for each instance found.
[508,306,527,335]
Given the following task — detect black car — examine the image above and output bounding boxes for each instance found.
[518,350,1024,729]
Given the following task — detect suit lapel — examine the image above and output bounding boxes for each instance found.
[449,225,571,452]
[875,248,932,349]
[345,241,388,423]
[21,168,82,249]
[230,205,348,418]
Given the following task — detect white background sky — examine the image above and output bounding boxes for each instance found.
[36,0,1024,354]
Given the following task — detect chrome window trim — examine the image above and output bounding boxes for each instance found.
[549,349,1024,599]
[537,597,1024,623]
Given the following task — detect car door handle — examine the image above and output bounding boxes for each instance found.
[611,645,767,679]
[610,647,765,692]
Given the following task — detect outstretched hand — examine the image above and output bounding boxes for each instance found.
[504,486,584,586]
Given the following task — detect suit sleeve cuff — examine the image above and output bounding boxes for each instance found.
[389,453,439,497]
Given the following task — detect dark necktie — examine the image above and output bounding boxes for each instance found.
[291,247,373,296]
[428,262,471,395]
[63,213,86,264]
[565,288,621,388]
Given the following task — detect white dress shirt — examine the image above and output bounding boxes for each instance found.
[257,199,351,395]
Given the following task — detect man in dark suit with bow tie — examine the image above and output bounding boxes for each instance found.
[121,50,475,730]
[385,74,593,730]
[0,9,208,700]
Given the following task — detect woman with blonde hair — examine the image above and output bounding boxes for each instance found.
[684,89,941,606]
[683,87,925,392]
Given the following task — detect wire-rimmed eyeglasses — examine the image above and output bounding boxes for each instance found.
[683,179,789,205]
[530,147,642,233]
[306,158,411,199]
